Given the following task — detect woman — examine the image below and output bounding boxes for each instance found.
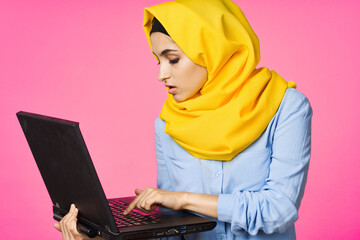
[55,0,312,239]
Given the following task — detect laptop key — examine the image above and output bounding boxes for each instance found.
[108,199,161,227]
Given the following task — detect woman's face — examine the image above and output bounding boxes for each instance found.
[150,32,208,102]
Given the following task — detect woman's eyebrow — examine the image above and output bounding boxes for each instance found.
[153,49,178,57]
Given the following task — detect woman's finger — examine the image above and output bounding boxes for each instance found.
[136,189,158,211]
[142,192,159,211]
[124,188,153,214]
[56,204,93,240]
[63,205,74,239]
[135,188,143,195]
[123,192,142,214]
[63,204,75,229]
[125,187,183,214]
[60,204,83,240]
[68,208,83,237]
[125,187,162,214]
[123,188,150,214]
[135,188,153,210]
[54,222,61,231]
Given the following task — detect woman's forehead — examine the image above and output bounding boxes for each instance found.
[150,32,179,52]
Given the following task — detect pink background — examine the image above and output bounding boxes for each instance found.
[1,0,359,239]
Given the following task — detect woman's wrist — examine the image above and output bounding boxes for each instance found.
[180,192,190,210]
[179,192,218,218]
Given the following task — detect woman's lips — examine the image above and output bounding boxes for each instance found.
[166,85,176,94]
[167,86,176,94]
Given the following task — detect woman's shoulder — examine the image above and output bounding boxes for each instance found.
[278,88,312,116]
[282,88,310,106]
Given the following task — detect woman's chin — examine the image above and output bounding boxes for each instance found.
[173,92,202,102]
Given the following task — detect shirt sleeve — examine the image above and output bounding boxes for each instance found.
[217,90,313,235]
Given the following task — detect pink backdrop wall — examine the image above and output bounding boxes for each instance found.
[1,0,359,239]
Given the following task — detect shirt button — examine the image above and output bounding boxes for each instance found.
[216,171,221,176]
[219,233,225,239]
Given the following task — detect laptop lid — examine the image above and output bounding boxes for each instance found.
[17,111,217,239]
[17,111,119,234]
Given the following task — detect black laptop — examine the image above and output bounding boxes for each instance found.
[17,111,216,240]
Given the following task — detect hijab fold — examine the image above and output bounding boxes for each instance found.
[143,0,296,161]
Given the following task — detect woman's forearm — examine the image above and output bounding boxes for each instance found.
[124,188,219,218]
[181,192,219,218]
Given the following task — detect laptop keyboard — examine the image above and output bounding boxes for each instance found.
[109,199,160,227]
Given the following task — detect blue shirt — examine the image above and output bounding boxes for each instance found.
[154,88,312,240]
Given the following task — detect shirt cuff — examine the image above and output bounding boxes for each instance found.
[217,193,236,223]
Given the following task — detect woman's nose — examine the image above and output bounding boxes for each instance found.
[157,64,170,82]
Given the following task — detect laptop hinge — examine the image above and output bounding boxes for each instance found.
[105,225,119,235]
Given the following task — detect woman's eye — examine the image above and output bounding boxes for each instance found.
[169,58,180,64]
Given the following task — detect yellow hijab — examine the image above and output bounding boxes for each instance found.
[143,0,296,161]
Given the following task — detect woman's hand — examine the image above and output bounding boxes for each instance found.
[124,188,219,218]
[54,204,102,240]
[123,188,185,215]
